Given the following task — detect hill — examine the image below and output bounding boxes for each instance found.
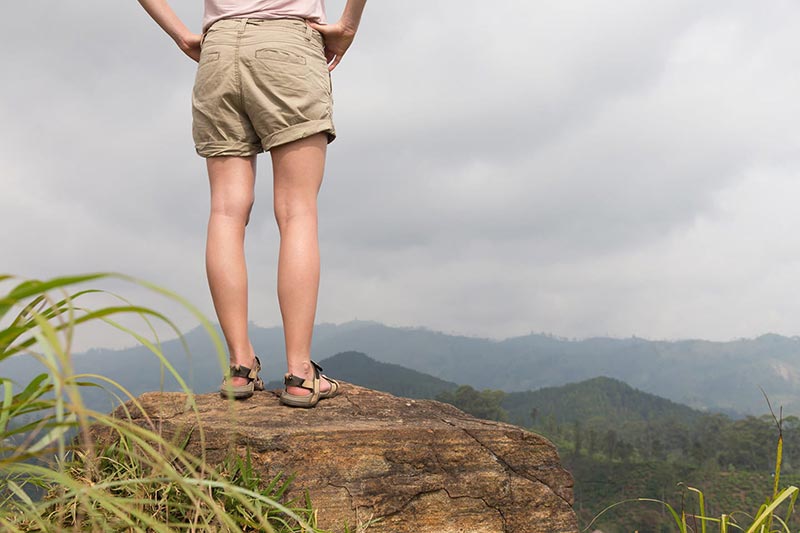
[4,321,800,415]
[265,351,459,399]
[502,376,705,430]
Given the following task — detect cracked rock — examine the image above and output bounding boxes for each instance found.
[101,383,578,532]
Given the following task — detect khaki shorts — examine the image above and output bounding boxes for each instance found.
[191,18,335,158]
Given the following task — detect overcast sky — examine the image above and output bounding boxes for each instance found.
[3,1,800,351]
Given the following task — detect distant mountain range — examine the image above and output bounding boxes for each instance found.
[263,351,459,399]
[3,320,800,415]
[502,375,706,429]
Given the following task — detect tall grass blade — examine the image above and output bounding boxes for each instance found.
[745,486,799,533]
[687,486,707,533]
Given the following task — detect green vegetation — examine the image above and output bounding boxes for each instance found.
[13,321,800,417]
[435,385,508,422]
[505,378,800,474]
[4,272,796,532]
[435,375,800,532]
[0,273,330,532]
[583,406,799,533]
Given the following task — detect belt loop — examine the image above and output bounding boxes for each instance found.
[305,20,313,41]
[238,18,247,34]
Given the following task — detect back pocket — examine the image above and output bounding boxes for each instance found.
[255,48,308,90]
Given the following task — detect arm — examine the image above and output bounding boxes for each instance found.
[137,0,201,62]
[308,0,368,71]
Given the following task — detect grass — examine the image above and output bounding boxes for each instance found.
[584,396,799,533]
[0,272,332,532]
[8,270,793,532]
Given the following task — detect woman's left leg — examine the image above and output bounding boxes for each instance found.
[271,133,332,396]
[206,155,258,387]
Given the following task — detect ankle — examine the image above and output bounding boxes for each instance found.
[229,348,256,367]
[287,360,312,378]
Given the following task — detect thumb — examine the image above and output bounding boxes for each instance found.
[307,21,327,33]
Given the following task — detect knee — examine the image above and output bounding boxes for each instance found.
[273,196,317,229]
[210,194,255,226]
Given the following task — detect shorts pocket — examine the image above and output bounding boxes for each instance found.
[200,51,220,64]
[255,48,308,90]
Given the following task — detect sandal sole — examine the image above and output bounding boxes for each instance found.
[220,388,254,400]
[279,391,319,408]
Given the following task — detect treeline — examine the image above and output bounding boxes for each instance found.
[544,412,792,472]
[436,381,796,473]
[435,376,798,532]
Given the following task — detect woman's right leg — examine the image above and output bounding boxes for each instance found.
[206,155,257,387]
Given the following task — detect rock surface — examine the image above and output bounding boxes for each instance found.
[109,384,578,533]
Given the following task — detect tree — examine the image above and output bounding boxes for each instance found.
[573,420,582,456]
[617,440,634,463]
[435,385,509,422]
[587,429,598,458]
[605,429,618,462]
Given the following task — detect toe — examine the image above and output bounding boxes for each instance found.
[319,377,332,394]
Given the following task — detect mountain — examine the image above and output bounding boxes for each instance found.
[265,351,459,399]
[3,321,800,415]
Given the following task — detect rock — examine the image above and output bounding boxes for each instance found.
[107,383,577,533]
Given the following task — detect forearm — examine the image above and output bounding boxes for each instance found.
[339,0,367,33]
[137,0,195,47]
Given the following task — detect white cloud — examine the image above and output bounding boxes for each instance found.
[3,1,800,350]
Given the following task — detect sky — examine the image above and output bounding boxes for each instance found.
[3,0,800,351]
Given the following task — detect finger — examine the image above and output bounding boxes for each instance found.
[325,50,336,64]
[328,55,341,71]
[308,21,326,33]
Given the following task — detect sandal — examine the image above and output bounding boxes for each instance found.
[219,356,265,400]
[280,360,340,408]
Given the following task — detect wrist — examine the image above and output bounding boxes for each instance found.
[339,18,359,35]
[173,30,194,51]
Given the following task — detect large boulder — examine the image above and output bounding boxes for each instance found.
[111,384,577,532]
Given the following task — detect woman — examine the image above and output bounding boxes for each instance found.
[137,0,367,407]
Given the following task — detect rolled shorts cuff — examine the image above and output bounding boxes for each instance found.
[262,119,336,151]
[195,141,262,158]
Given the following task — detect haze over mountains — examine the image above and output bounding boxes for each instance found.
[3,320,800,415]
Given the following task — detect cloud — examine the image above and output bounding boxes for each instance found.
[3,0,800,350]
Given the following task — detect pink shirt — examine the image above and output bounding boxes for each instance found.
[203,0,327,32]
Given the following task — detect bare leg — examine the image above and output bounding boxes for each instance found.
[206,155,257,387]
[271,133,331,396]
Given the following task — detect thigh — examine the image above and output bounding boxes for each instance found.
[271,133,327,215]
[208,156,258,220]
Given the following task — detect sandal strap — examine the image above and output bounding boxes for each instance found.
[228,356,261,381]
[283,373,315,390]
[283,360,324,392]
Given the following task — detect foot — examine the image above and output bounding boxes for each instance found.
[285,360,333,396]
[286,375,332,396]
[230,355,257,387]
[279,360,339,408]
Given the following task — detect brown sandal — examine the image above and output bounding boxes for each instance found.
[219,356,265,400]
[279,360,340,408]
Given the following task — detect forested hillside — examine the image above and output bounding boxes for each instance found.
[435,377,800,532]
